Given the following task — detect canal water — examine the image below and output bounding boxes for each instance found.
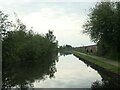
[33,54,102,88]
[2,53,119,89]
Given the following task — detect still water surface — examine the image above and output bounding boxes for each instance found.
[33,54,102,88]
[3,53,119,89]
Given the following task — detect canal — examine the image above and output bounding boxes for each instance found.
[2,53,119,89]
[33,54,102,88]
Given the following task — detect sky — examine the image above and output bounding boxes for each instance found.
[0,0,99,47]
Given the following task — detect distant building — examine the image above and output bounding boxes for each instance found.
[79,45,97,54]
[85,45,97,53]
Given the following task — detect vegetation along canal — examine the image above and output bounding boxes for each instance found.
[1,1,120,89]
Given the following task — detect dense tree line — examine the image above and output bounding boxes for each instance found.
[59,44,73,53]
[0,11,58,89]
[0,11,58,63]
[58,45,73,56]
[83,2,120,60]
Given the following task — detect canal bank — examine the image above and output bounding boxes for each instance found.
[73,51,120,88]
[73,51,120,77]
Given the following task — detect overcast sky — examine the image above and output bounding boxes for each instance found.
[0,0,99,47]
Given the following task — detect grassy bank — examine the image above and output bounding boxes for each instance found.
[73,51,120,75]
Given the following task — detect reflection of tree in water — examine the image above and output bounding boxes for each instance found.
[75,54,120,89]
[59,51,72,56]
[91,80,116,89]
[91,72,120,89]
[2,54,58,90]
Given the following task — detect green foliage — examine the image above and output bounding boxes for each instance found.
[3,29,57,62]
[83,2,120,59]
[58,44,73,56]
[73,51,120,75]
[59,44,73,52]
[1,11,58,63]
[45,30,58,54]
[0,11,12,40]
[45,30,56,43]
[0,11,58,89]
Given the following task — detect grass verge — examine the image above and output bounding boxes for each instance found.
[73,51,120,75]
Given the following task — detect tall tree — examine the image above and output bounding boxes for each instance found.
[83,2,120,59]
[0,11,12,40]
[45,30,56,43]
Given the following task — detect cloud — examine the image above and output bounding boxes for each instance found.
[21,6,93,46]
[0,0,99,4]
[0,1,95,46]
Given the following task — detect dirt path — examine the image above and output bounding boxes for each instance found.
[87,54,120,67]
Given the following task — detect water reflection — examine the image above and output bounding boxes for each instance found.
[91,73,120,89]
[59,51,72,56]
[74,54,120,89]
[2,53,120,89]
[91,80,117,89]
[92,67,120,88]
[33,55,102,88]
[2,54,58,89]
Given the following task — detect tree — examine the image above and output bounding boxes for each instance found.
[2,11,58,63]
[1,11,58,89]
[0,11,12,40]
[45,30,56,43]
[83,2,120,59]
[45,30,58,53]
